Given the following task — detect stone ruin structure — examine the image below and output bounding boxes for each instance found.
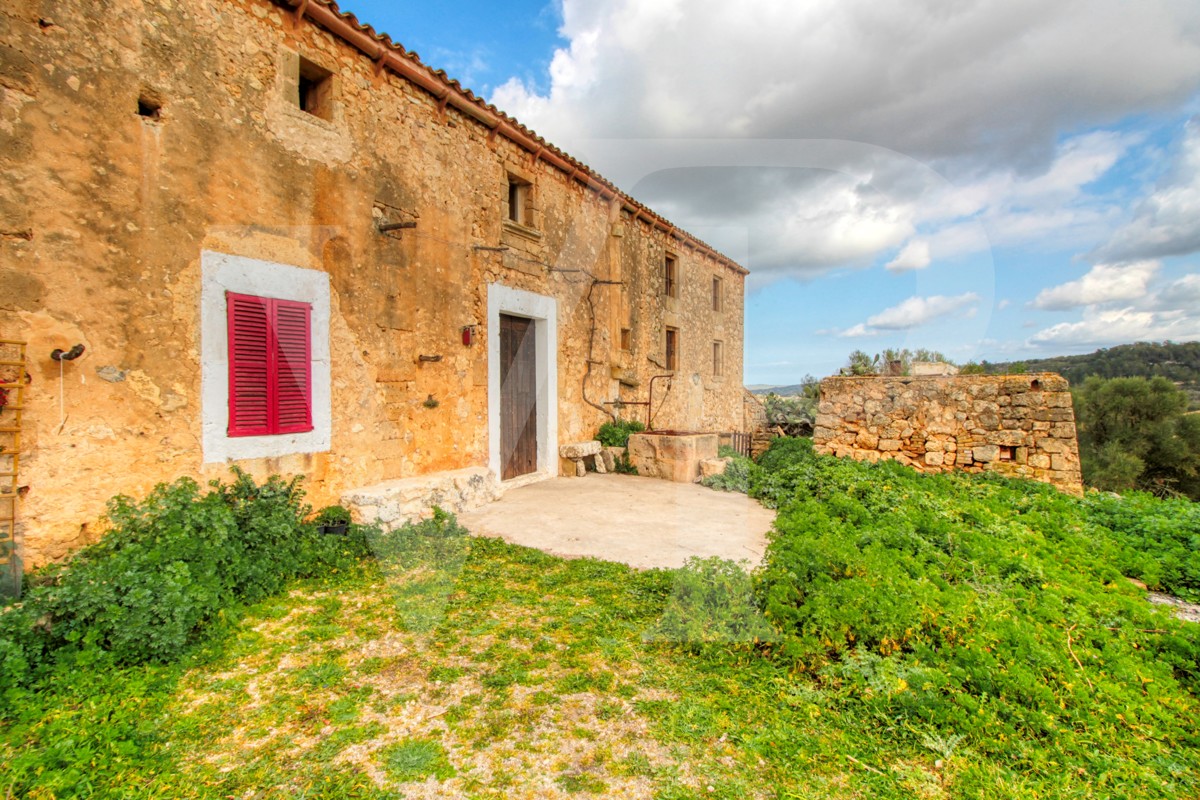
[813,374,1083,494]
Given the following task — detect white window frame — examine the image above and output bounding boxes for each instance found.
[200,251,331,463]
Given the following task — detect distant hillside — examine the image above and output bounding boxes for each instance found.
[984,342,1200,408]
[751,384,808,397]
[752,342,1200,406]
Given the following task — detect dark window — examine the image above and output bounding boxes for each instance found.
[507,178,527,224]
[227,292,313,437]
[297,56,333,120]
[999,445,1015,461]
[665,327,678,371]
[664,254,678,298]
[137,96,161,120]
[712,276,722,312]
[620,328,632,351]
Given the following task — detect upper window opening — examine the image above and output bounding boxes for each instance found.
[712,340,724,377]
[507,175,533,227]
[665,326,679,371]
[664,254,678,299]
[712,276,723,312]
[620,328,632,352]
[297,56,333,120]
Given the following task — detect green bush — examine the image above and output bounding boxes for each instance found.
[0,469,372,688]
[596,418,645,448]
[749,438,1200,767]
[313,504,353,527]
[701,454,759,493]
[650,557,774,648]
[1083,491,1200,601]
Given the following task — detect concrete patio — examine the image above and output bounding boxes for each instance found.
[457,473,776,570]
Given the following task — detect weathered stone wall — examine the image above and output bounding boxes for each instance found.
[0,0,748,565]
[813,374,1083,493]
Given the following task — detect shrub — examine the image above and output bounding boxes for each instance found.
[596,418,645,448]
[750,436,1200,765]
[0,469,373,688]
[313,504,353,527]
[650,557,774,647]
[701,455,758,493]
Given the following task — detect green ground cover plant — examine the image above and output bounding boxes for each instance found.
[2,443,1198,798]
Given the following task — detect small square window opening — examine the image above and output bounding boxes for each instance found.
[297,56,334,120]
[137,95,162,120]
[712,276,722,312]
[507,176,531,226]
[998,445,1016,461]
[665,326,679,371]
[664,254,678,298]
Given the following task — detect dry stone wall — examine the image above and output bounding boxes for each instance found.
[0,0,748,565]
[813,374,1083,494]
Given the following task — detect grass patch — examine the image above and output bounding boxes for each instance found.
[378,737,456,782]
[3,454,1199,798]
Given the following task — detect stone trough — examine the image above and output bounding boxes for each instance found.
[627,431,719,483]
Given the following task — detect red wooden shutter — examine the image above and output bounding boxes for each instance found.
[272,299,313,434]
[227,292,312,437]
[227,293,272,436]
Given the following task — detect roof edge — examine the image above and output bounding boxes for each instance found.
[273,0,749,276]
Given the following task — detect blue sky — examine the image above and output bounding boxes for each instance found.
[339,0,1200,385]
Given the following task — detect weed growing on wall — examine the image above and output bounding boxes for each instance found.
[596,419,645,448]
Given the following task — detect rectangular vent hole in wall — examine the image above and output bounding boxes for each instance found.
[999,445,1016,461]
[298,56,334,120]
[138,95,162,120]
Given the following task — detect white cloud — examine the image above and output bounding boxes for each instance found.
[1030,306,1200,347]
[1031,261,1160,310]
[489,0,1200,279]
[885,240,931,272]
[867,293,981,330]
[495,1,1200,163]
[1094,120,1200,262]
[836,323,877,339]
[1156,273,1200,308]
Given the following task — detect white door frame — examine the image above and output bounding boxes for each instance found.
[487,283,557,481]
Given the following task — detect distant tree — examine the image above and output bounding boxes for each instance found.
[844,350,879,376]
[959,361,986,375]
[763,374,820,435]
[841,348,953,377]
[1073,376,1200,499]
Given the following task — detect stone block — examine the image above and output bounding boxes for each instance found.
[700,457,731,479]
[879,438,901,451]
[1028,454,1051,469]
[343,467,499,530]
[600,447,621,472]
[973,445,999,463]
[925,451,945,466]
[559,440,601,459]
[856,431,879,449]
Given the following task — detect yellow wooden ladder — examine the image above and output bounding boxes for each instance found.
[0,339,27,598]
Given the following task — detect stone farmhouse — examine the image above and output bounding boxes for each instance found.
[0,0,750,567]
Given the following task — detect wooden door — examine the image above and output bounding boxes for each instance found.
[500,314,537,480]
